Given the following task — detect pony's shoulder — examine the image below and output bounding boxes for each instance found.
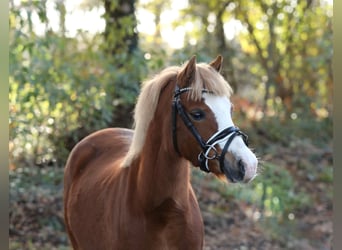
[64,128,133,182]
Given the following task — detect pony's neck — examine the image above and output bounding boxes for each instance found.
[136,119,190,211]
[133,85,191,210]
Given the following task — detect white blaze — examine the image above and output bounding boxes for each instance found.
[203,93,258,182]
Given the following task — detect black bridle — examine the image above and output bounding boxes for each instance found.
[172,85,249,173]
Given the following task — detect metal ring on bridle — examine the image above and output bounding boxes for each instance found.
[198,145,218,161]
[203,145,218,160]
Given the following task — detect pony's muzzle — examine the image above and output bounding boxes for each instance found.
[221,158,244,183]
[221,154,258,183]
[238,158,257,183]
[237,159,246,178]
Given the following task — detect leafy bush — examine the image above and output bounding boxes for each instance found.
[9,1,147,166]
[246,114,332,150]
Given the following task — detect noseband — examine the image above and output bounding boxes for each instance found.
[172,85,249,173]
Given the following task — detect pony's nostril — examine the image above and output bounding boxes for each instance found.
[238,159,245,176]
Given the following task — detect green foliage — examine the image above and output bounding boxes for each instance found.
[10,32,113,165]
[193,161,312,220]
[9,1,147,166]
[9,166,63,204]
[256,163,312,217]
[249,114,332,149]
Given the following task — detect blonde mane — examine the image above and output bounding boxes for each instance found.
[189,63,233,100]
[122,61,233,167]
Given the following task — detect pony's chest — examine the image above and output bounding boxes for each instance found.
[140,198,203,249]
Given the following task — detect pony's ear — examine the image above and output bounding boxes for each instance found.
[209,55,223,73]
[177,55,197,88]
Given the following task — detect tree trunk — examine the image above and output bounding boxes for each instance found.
[103,0,138,56]
[215,2,238,91]
[103,0,140,128]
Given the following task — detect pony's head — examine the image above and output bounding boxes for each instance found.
[173,55,258,183]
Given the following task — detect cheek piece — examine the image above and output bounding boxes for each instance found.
[172,85,248,173]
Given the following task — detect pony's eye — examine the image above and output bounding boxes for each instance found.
[190,110,205,121]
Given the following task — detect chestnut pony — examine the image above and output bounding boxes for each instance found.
[64,55,258,250]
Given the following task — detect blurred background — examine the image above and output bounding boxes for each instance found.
[9,0,332,249]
